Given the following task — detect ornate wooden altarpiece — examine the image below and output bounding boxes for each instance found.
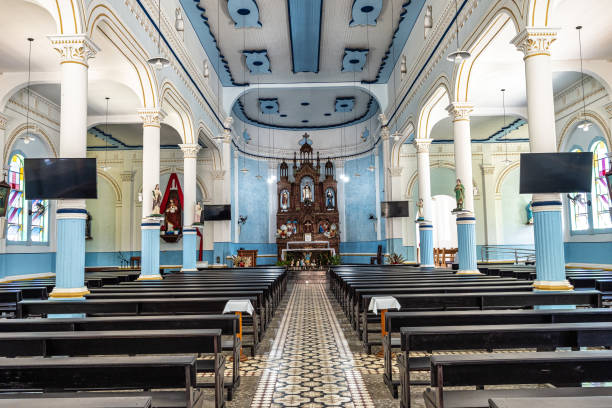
[276,134,339,260]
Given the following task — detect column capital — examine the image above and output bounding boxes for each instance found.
[212,169,226,180]
[480,164,495,175]
[380,126,391,141]
[0,112,8,130]
[137,108,166,128]
[511,27,558,60]
[389,167,403,177]
[179,143,201,158]
[413,138,432,153]
[223,116,233,129]
[378,113,388,127]
[446,102,474,122]
[604,102,612,119]
[120,171,134,182]
[48,34,100,67]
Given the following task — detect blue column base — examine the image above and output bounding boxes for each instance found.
[51,211,89,299]
[456,216,480,275]
[138,219,162,280]
[182,228,198,271]
[418,223,434,268]
[532,203,572,290]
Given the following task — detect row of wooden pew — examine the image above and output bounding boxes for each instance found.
[0,266,288,408]
[329,264,612,408]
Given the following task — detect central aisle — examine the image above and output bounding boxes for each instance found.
[251,283,375,407]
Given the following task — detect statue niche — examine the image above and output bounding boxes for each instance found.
[276,133,340,260]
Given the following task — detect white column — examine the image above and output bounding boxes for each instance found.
[337,161,347,241]
[179,143,201,271]
[513,28,571,290]
[414,138,434,267]
[119,171,135,252]
[0,113,7,250]
[480,164,500,246]
[213,121,232,264]
[380,117,392,242]
[268,161,277,243]
[374,151,381,241]
[48,34,99,298]
[233,150,239,244]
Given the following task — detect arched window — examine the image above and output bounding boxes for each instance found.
[591,140,611,230]
[568,148,589,231]
[6,152,49,244]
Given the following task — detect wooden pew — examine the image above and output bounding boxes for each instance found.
[382,308,612,397]
[488,396,612,408]
[397,322,612,408]
[0,290,23,317]
[424,351,612,408]
[0,355,206,408]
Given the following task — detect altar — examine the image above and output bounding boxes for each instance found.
[281,241,336,261]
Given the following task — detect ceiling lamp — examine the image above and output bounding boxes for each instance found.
[22,38,35,145]
[576,26,591,132]
[147,0,170,70]
[446,0,471,64]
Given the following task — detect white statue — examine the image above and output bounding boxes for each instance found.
[152,184,162,215]
[302,184,312,202]
[416,198,424,219]
[194,201,203,224]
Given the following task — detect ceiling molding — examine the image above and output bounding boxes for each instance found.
[259,98,279,114]
[335,97,356,113]
[227,0,262,28]
[342,49,369,72]
[244,50,271,74]
[287,0,323,73]
[350,0,383,27]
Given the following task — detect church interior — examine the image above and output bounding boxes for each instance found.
[0,0,612,407]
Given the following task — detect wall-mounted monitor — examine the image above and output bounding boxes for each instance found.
[381,201,409,218]
[519,152,593,194]
[24,158,97,199]
[203,204,231,221]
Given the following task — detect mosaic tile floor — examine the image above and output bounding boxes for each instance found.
[250,283,376,407]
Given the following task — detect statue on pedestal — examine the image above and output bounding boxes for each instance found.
[526,201,533,225]
[454,179,465,212]
[152,184,162,215]
[194,201,203,225]
[416,198,424,220]
[164,198,181,233]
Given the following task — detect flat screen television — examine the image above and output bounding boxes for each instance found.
[203,205,231,221]
[24,158,97,199]
[381,201,409,218]
[519,152,593,194]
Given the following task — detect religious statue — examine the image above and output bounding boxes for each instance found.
[164,198,181,233]
[152,184,162,215]
[416,198,424,220]
[526,201,533,225]
[325,188,335,210]
[280,189,290,211]
[304,252,312,266]
[194,201,203,225]
[302,184,312,203]
[454,179,465,211]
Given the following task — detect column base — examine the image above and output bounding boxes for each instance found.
[456,270,482,275]
[180,268,198,272]
[533,280,574,291]
[136,275,164,281]
[420,264,435,268]
[49,287,90,298]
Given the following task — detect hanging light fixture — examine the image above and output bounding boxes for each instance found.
[147,0,170,70]
[501,88,511,164]
[22,38,35,145]
[446,0,471,64]
[576,26,591,132]
[101,97,111,171]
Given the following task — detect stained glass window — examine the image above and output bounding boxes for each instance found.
[591,140,611,229]
[6,153,49,243]
[568,148,589,231]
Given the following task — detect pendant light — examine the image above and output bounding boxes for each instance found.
[446,0,471,64]
[576,26,591,132]
[101,97,111,171]
[147,0,170,70]
[353,71,360,178]
[501,88,511,164]
[22,38,35,144]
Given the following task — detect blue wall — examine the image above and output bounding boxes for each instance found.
[565,242,612,265]
[0,252,56,277]
[237,155,269,244]
[344,155,377,242]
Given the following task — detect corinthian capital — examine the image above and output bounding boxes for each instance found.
[380,126,391,141]
[48,34,100,67]
[511,27,558,59]
[137,108,166,128]
[413,138,432,153]
[389,167,403,177]
[446,102,473,122]
[179,143,201,159]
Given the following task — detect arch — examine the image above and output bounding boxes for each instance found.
[557,110,612,152]
[390,119,415,168]
[453,9,520,103]
[86,2,158,109]
[495,160,521,194]
[160,81,195,144]
[3,124,58,165]
[96,170,122,204]
[525,0,552,27]
[197,122,223,172]
[415,82,451,151]
[24,0,86,34]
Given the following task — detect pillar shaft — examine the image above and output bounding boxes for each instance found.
[0,113,7,255]
[447,103,479,274]
[414,138,434,267]
[180,143,200,272]
[513,28,572,290]
[48,35,98,298]
[137,108,164,280]
[213,124,232,265]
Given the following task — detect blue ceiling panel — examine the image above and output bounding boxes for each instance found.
[259,98,279,114]
[350,0,382,26]
[361,127,370,142]
[242,129,252,143]
[365,0,426,84]
[243,50,271,74]
[227,0,262,28]
[335,97,355,113]
[287,0,323,73]
[342,49,368,72]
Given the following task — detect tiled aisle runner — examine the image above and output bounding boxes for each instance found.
[251,283,375,407]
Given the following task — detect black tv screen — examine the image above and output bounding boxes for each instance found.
[24,158,97,199]
[519,152,593,194]
[203,205,231,221]
[381,201,409,218]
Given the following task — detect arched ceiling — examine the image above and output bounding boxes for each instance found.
[232,86,379,130]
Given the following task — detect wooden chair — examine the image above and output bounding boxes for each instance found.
[130,256,141,268]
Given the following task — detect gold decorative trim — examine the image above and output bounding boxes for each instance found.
[136,275,163,281]
[49,289,91,298]
[533,283,574,291]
